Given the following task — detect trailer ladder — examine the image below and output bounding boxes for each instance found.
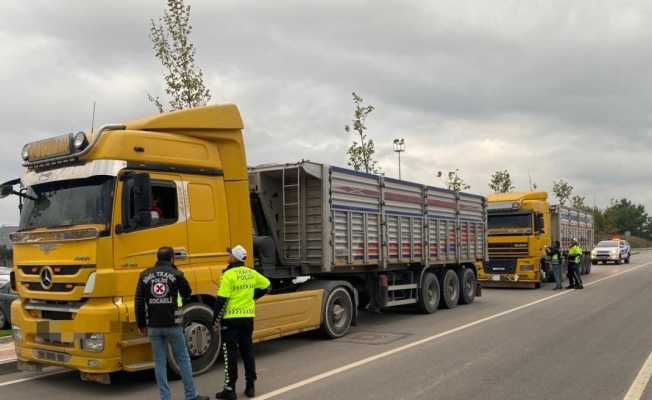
[282,166,302,261]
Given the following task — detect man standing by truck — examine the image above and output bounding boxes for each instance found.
[567,239,584,290]
[547,241,564,290]
[135,247,209,400]
[214,245,271,399]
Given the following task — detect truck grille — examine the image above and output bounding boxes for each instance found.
[488,243,529,258]
[18,265,93,276]
[32,349,71,363]
[22,282,82,293]
[484,259,517,274]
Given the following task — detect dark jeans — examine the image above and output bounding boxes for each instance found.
[221,318,256,390]
[568,263,583,287]
[552,261,563,289]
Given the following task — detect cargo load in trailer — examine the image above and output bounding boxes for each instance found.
[479,191,594,288]
[1,105,486,384]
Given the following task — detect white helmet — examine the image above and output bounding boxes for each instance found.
[229,245,247,262]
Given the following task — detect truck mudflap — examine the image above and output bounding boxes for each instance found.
[475,283,482,297]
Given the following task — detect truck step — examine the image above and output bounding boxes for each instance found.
[123,362,155,372]
[386,298,418,307]
[388,283,418,291]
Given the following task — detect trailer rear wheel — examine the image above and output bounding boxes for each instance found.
[440,269,460,309]
[321,287,353,339]
[458,268,476,305]
[417,272,440,314]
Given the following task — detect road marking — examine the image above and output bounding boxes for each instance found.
[623,350,652,400]
[256,261,652,399]
[0,369,68,387]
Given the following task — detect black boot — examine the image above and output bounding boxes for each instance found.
[216,387,237,400]
[245,383,255,398]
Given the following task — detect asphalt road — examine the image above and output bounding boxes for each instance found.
[2,253,652,400]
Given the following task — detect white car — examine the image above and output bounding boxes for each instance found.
[591,240,631,265]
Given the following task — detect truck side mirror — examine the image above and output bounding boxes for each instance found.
[535,213,545,234]
[119,172,152,232]
[0,185,12,199]
[132,173,152,215]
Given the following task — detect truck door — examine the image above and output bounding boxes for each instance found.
[113,172,192,296]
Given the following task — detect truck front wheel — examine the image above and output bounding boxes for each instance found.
[320,287,353,339]
[168,303,221,377]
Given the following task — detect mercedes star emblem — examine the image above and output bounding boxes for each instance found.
[40,266,54,290]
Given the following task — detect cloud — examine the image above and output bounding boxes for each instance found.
[1,0,652,225]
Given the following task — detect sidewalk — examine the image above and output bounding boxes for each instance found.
[0,340,16,364]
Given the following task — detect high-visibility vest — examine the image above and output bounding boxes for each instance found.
[568,245,583,264]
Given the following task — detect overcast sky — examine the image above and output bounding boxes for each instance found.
[1,0,651,225]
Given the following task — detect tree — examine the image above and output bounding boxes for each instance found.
[438,169,471,192]
[571,195,588,211]
[345,92,378,173]
[148,0,211,112]
[488,169,515,193]
[552,180,573,206]
[603,198,649,238]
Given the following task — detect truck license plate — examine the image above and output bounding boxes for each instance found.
[492,274,501,281]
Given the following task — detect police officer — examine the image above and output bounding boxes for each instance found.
[135,247,209,400]
[567,239,584,290]
[214,245,271,400]
[547,240,563,290]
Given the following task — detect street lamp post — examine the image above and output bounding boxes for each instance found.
[393,138,406,180]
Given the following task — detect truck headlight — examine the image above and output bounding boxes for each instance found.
[83,272,96,295]
[610,250,619,256]
[12,325,22,343]
[81,333,104,353]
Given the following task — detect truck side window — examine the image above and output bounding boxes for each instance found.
[125,180,178,230]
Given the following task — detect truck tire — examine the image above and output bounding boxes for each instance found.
[626,254,631,264]
[457,268,476,305]
[440,269,460,309]
[320,287,353,339]
[616,258,622,265]
[416,272,440,314]
[168,303,221,377]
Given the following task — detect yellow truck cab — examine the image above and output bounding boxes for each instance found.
[478,192,594,288]
[2,105,485,383]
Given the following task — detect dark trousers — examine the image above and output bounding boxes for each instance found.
[568,263,583,287]
[221,318,256,390]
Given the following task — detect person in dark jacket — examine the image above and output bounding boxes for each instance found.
[547,241,564,290]
[214,245,271,400]
[135,247,208,400]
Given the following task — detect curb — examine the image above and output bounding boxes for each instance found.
[0,336,13,345]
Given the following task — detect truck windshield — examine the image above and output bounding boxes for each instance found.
[488,213,532,234]
[19,176,115,230]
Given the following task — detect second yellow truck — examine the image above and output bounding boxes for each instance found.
[478,192,594,288]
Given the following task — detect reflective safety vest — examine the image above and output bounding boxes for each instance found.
[217,266,271,319]
[568,245,583,264]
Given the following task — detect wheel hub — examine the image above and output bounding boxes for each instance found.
[184,322,211,357]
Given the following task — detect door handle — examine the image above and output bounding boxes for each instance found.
[174,248,188,261]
